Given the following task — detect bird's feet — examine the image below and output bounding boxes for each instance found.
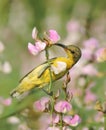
[42,88,53,96]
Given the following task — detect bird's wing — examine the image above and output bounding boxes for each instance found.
[37,64,50,78]
[19,57,56,82]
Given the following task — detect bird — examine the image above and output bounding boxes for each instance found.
[10,43,81,98]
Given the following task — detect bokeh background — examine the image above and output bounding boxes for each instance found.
[0,0,106,130]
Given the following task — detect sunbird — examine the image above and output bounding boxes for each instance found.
[10,43,81,98]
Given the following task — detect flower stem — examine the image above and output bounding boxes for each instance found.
[45,49,54,116]
[45,49,52,93]
[104,113,106,130]
[60,113,63,130]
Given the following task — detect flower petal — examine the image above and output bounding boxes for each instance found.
[69,115,81,126]
[32,27,38,40]
[48,30,60,43]
[54,100,72,113]
[83,38,99,50]
[35,41,46,51]
[63,115,81,127]
[33,97,50,112]
[28,42,38,55]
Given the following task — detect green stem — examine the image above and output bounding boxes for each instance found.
[45,49,54,117]
[60,113,63,130]
[51,96,54,113]
[45,49,52,93]
[104,113,106,130]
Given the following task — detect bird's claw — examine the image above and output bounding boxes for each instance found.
[42,88,53,96]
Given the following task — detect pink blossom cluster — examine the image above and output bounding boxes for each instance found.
[66,37,105,108]
[82,37,106,62]
[33,96,81,129]
[28,27,60,56]
[27,27,106,129]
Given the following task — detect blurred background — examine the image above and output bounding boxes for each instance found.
[0,0,106,129]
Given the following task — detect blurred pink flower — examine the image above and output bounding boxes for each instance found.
[82,127,89,130]
[2,61,12,74]
[67,20,80,32]
[48,30,60,43]
[28,42,38,55]
[35,41,46,51]
[28,41,46,55]
[54,100,72,113]
[2,98,12,106]
[39,114,51,130]
[63,126,72,130]
[68,87,82,97]
[84,90,97,104]
[0,97,12,106]
[0,41,5,53]
[63,114,81,126]
[94,112,103,122]
[33,97,50,112]
[83,38,99,50]
[95,47,106,62]
[50,113,60,124]
[82,64,98,76]
[82,48,93,60]
[7,116,20,124]
[46,126,60,130]
[32,27,38,40]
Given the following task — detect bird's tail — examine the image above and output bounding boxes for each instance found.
[10,83,39,98]
[10,83,26,98]
[10,88,22,98]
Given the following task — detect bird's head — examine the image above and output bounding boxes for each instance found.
[55,43,81,63]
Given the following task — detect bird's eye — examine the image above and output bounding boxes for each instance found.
[71,50,75,54]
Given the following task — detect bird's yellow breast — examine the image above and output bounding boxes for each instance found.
[54,57,74,69]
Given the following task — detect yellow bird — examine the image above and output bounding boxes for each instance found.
[10,43,81,98]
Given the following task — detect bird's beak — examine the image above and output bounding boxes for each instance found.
[54,43,67,49]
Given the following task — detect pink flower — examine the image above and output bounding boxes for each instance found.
[33,97,50,112]
[54,100,72,113]
[63,126,72,130]
[82,64,98,76]
[48,30,60,43]
[84,90,97,104]
[50,113,60,124]
[39,114,51,130]
[68,87,82,97]
[7,116,20,124]
[63,114,81,126]
[66,20,80,32]
[83,38,99,50]
[32,27,38,40]
[82,48,93,60]
[28,42,38,55]
[2,61,12,74]
[0,41,5,53]
[35,41,46,51]
[28,41,46,55]
[46,126,60,130]
[95,47,106,62]
[82,127,89,130]
[3,98,12,106]
[94,112,103,122]
[0,97,12,106]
